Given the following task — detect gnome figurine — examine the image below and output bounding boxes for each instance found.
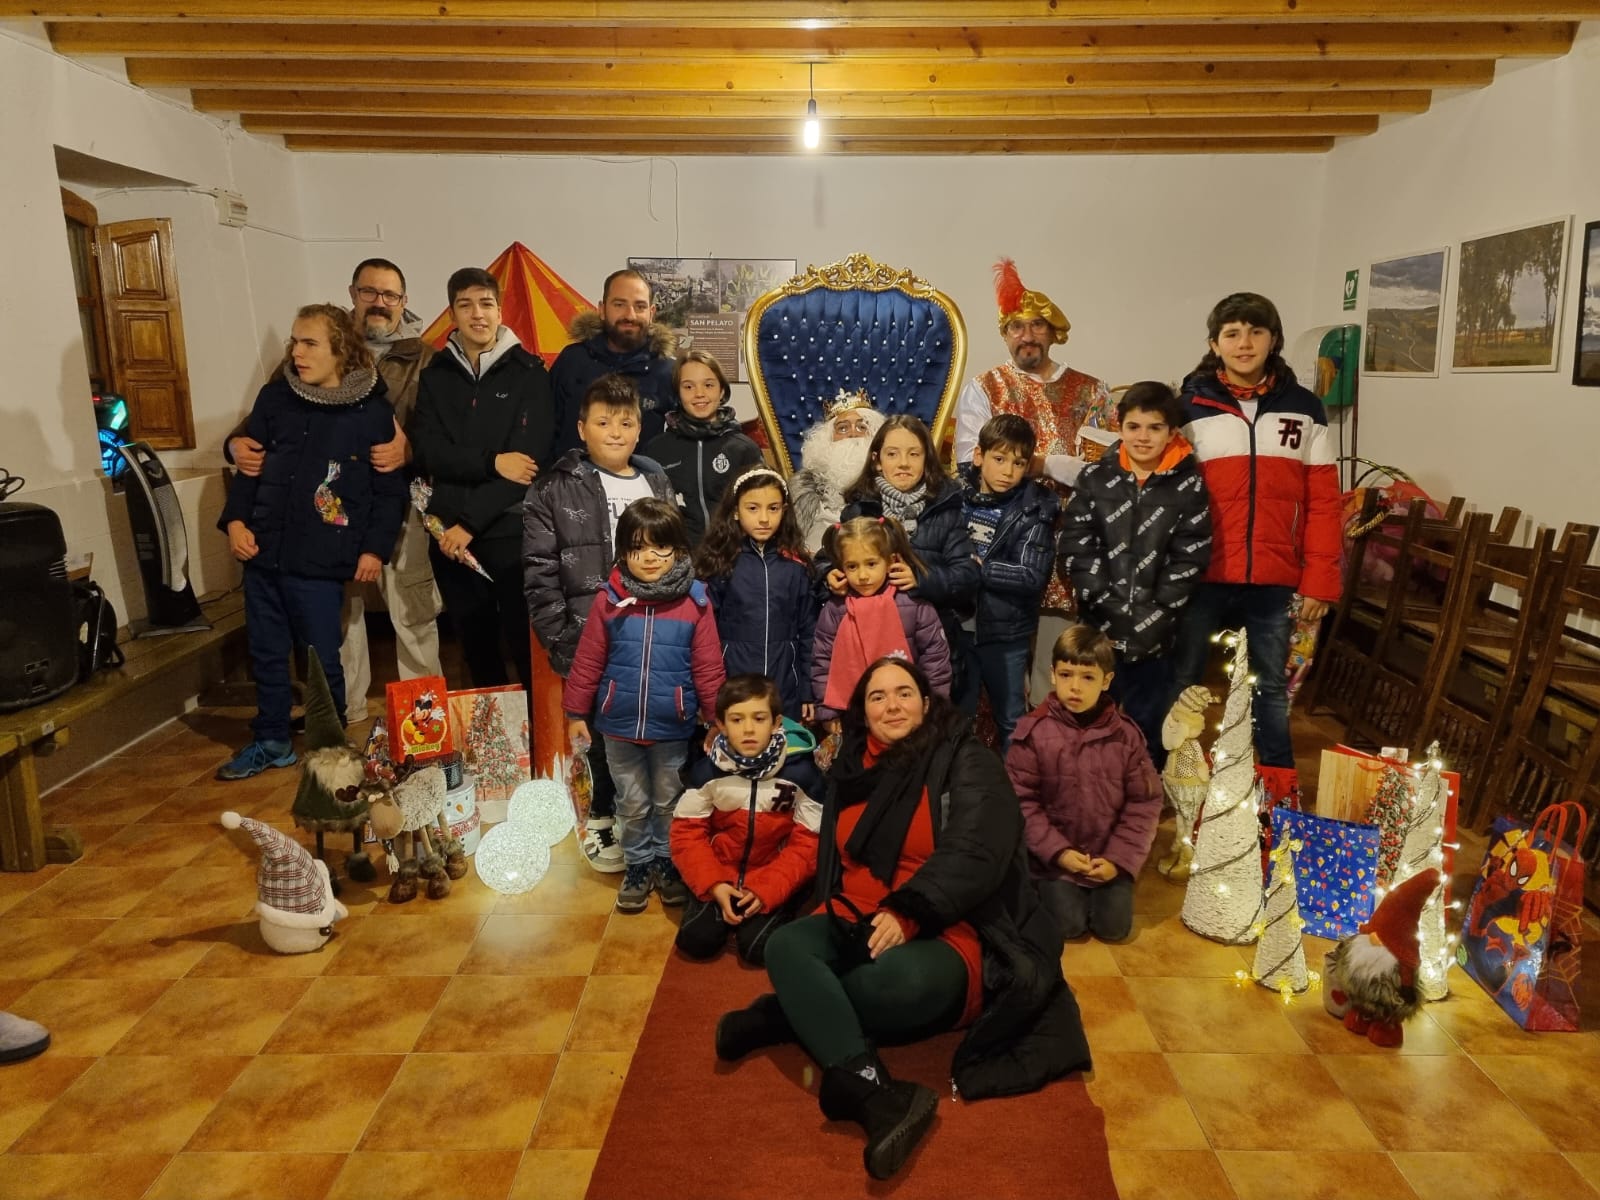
[1158,685,1214,879]
[291,653,377,892]
[221,811,349,953]
[1323,867,1441,1048]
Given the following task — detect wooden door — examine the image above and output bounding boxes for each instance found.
[95,218,195,449]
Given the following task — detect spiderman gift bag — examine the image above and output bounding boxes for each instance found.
[1459,802,1587,1032]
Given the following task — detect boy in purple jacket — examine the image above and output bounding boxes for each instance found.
[1006,625,1162,941]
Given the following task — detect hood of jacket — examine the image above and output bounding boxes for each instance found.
[568,309,678,362]
[445,324,522,378]
[1115,431,1196,476]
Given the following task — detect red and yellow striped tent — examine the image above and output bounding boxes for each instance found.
[422,242,592,367]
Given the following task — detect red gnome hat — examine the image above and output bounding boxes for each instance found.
[1358,868,1440,987]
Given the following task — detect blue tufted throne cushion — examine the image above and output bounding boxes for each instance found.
[743,255,967,476]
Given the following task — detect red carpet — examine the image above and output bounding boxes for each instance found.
[586,948,1119,1200]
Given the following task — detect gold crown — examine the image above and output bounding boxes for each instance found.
[824,388,873,419]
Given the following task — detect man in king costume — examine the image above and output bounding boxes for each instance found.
[953,259,1116,697]
[790,389,887,554]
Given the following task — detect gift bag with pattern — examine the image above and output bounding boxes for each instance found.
[385,676,453,764]
[1270,807,1382,940]
[446,684,532,807]
[1459,802,1587,1032]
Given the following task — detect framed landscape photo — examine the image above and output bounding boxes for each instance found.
[1574,220,1600,387]
[1451,216,1571,372]
[1364,248,1448,377]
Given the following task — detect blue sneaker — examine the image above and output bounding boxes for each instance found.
[615,863,655,913]
[216,739,296,781]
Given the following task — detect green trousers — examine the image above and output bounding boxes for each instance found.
[763,913,968,1068]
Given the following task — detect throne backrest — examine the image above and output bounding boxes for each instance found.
[742,254,967,476]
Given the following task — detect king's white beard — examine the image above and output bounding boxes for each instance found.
[800,424,876,493]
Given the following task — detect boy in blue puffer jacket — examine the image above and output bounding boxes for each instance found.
[217,304,406,780]
[564,499,727,913]
[954,414,1061,751]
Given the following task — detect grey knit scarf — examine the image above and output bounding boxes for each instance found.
[619,554,695,602]
[286,366,378,408]
[873,475,928,534]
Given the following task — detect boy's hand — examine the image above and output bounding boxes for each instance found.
[886,559,917,590]
[1057,848,1093,875]
[495,451,538,485]
[710,882,744,924]
[737,890,764,917]
[439,524,474,559]
[227,520,258,561]
[1298,596,1330,622]
[370,421,408,473]
[566,718,591,751]
[354,553,383,583]
[1086,858,1119,882]
[826,568,848,596]
[867,910,906,957]
[229,436,266,477]
[801,702,815,723]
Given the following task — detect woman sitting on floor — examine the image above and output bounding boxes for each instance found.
[713,656,1092,1181]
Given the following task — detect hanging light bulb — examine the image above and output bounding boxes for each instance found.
[802,63,821,149]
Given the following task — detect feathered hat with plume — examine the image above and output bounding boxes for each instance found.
[993,258,1070,343]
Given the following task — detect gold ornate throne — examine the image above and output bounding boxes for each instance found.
[742,253,967,476]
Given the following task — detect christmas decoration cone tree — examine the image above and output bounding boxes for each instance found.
[1181,628,1266,945]
[1251,836,1311,996]
[1393,742,1451,1001]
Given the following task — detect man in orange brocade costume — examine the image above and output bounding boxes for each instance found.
[952,260,1116,700]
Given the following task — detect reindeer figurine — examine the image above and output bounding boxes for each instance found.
[1158,685,1215,880]
[367,764,468,903]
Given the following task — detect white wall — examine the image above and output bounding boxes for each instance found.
[0,28,311,621]
[1308,26,1600,533]
[296,151,1326,407]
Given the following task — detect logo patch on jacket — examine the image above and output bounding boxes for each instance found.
[314,461,349,526]
[712,452,730,474]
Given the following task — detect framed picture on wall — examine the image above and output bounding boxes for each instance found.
[1451,215,1571,372]
[1574,221,1600,387]
[1363,248,1448,377]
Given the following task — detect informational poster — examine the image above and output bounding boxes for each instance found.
[628,257,796,381]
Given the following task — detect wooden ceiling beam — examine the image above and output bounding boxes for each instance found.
[10,1,1598,25]
[280,132,1337,154]
[194,88,1433,119]
[126,56,1494,93]
[46,20,1575,62]
[241,112,1380,139]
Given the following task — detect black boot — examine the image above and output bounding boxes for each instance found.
[818,1052,938,1180]
[713,993,794,1062]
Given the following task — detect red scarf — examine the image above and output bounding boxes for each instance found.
[1216,367,1275,402]
[824,587,912,711]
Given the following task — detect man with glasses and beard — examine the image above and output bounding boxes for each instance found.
[951,259,1117,703]
[550,268,677,457]
[227,258,443,719]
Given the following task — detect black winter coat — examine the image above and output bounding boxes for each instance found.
[408,338,556,542]
[813,711,1093,1100]
[522,449,674,675]
[645,412,764,546]
[550,315,676,457]
[219,374,406,581]
[1060,445,1213,662]
[705,540,819,717]
[837,483,981,607]
[957,468,1062,645]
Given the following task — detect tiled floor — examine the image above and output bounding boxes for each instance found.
[3,707,1599,1200]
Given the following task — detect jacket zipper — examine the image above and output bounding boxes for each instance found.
[761,546,772,675]
[636,607,654,740]
[696,442,710,533]
[1244,414,1258,583]
[736,777,758,891]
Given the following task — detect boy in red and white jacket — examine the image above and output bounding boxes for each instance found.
[1171,292,1342,803]
[670,675,823,967]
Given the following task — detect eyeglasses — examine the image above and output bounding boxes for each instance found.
[1004,319,1052,336]
[628,545,677,559]
[355,286,405,306]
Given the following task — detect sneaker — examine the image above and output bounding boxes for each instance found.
[582,818,626,874]
[654,857,691,907]
[616,863,655,913]
[216,739,296,781]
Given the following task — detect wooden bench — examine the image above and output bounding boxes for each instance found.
[0,590,245,872]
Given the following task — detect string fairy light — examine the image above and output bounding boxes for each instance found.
[1392,742,1453,1001]
[1181,627,1266,945]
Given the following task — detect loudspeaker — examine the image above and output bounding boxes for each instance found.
[0,502,80,712]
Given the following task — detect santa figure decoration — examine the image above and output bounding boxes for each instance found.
[221,811,348,954]
[1158,684,1213,880]
[1323,867,1441,1047]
